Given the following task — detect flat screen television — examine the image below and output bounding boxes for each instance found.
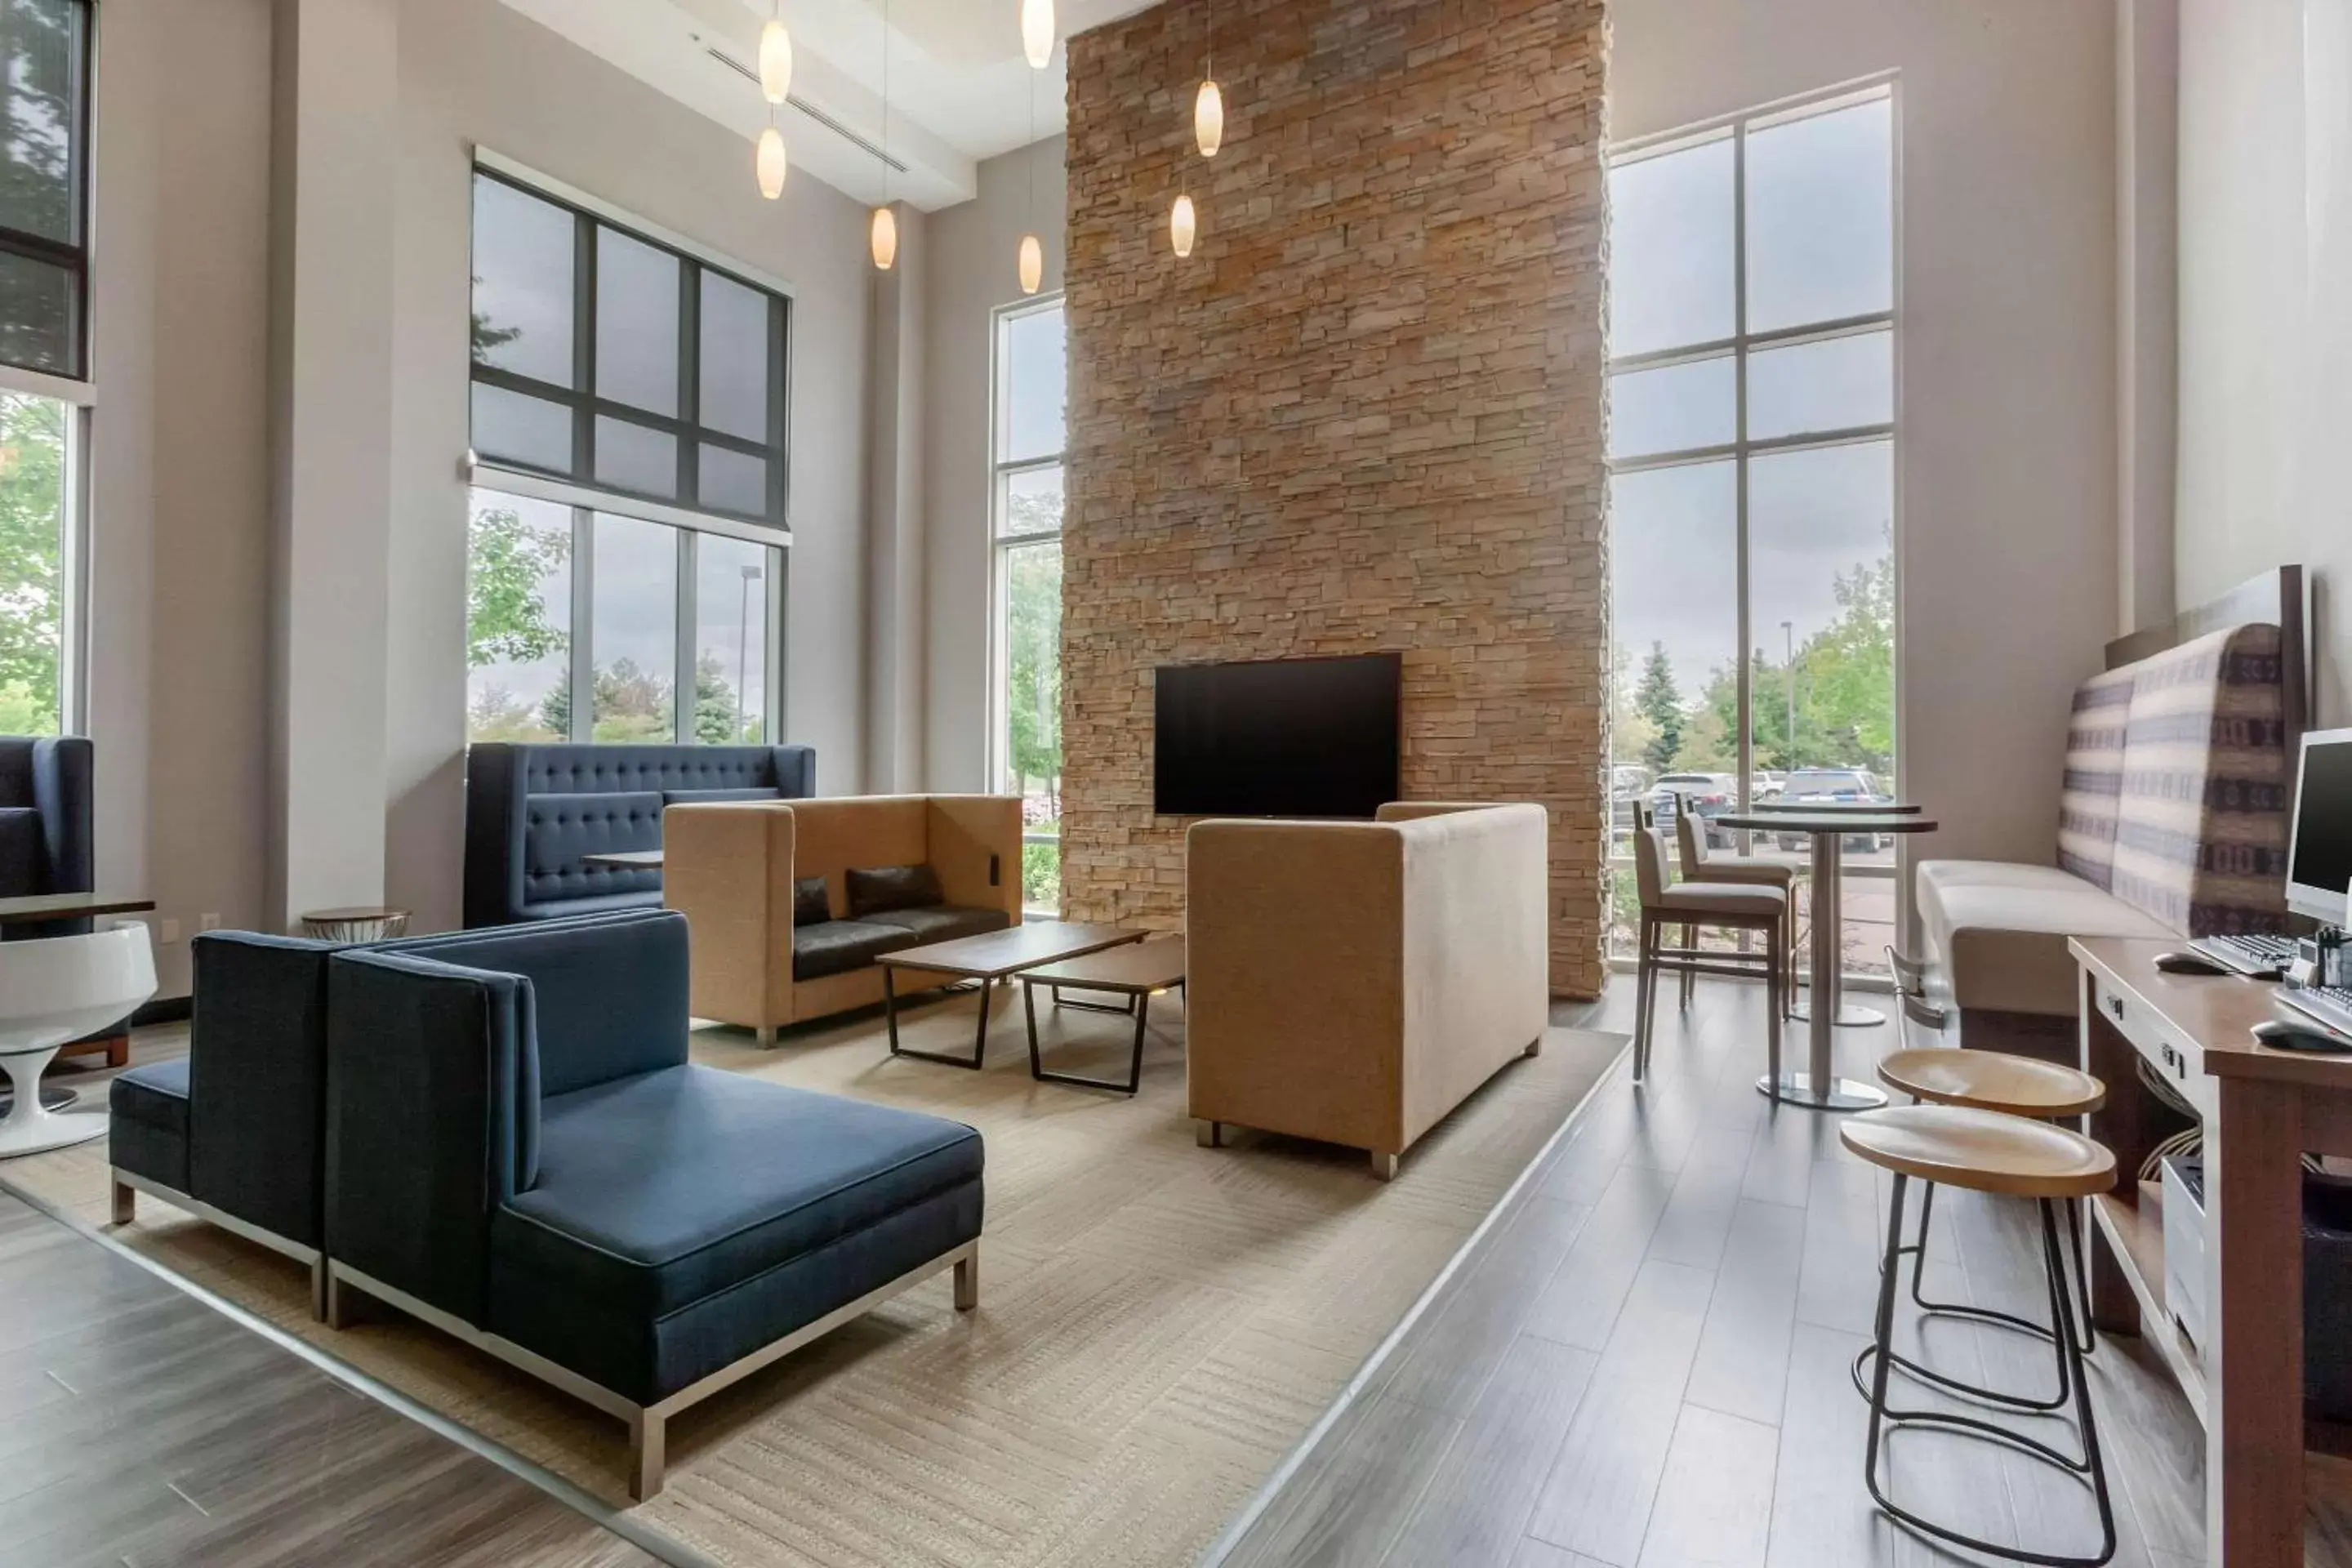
[1153,653,1401,817]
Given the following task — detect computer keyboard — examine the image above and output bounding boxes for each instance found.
[2191,932,2301,976]
[2284,984,2352,1036]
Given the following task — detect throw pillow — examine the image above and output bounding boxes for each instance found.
[846,863,944,917]
[793,875,832,927]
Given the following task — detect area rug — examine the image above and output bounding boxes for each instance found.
[3,992,1624,1568]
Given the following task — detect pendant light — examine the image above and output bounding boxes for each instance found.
[759,8,792,104]
[1171,193,1196,257]
[756,124,788,199]
[1016,58,1043,294]
[870,0,896,270]
[1195,0,1223,157]
[1021,0,1054,69]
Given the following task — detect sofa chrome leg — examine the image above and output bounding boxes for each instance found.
[1370,1151,1400,1182]
[109,1178,133,1226]
[309,1258,329,1323]
[629,1409,666,1502]
[954,1251,979,1312]
[1524,1036,1543,1058]
[755,1024,778,1048]
[325,1268,357,1331]
[1195,1119,1223,1149]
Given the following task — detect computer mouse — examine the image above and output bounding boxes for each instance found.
[2252,1018,2352,1054]
[2154,951,2230,977]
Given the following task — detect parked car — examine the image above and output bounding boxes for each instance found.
[1775,767,1895,853]
[1751,771,1785,801]
[1650,772,1739,848]
[1610,764,1654,833]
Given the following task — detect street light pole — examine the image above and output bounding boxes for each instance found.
[1780,619,1796,766]
[738,564,764,742]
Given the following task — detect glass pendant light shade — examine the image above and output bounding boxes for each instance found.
[756,126,788,199]
[1018,233,1044,295]
[1021,0,1054,69]
[1195,78,1224,158]
[871,205,899,270]
[1170,194,1196,258]
[760,19,793,104]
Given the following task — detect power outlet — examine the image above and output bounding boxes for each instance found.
[198,912,222,933]
[158,917,181,944]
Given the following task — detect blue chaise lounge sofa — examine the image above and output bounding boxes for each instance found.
[463,742,817,927]
[319,909,983,1499]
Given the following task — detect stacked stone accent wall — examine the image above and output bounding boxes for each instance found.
[1060,0,1611,996]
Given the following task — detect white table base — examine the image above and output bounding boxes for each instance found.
[1787,999,1888,1027]
[0,1046,107,1158]
[1755,1070,1890,1111]
[1760,831,1886,1113]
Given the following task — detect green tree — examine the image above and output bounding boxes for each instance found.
[467,506,569,670]
[1004,543,1062,795]
[692,653,745,744]
[0,394,63,733]
[1633,642,1683,773]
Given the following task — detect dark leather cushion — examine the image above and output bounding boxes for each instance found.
[858,905,1012,945]
[492,1066,983,1320]
[845,863,943,918]
[109,1058,191,1192]
[791,919,916,981]
[793,875,831,927]
[0,807,43,897]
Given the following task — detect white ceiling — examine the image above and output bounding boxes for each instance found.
[499,0,1165,212]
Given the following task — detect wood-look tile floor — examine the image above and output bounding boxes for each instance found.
[0,1188,664,1568]
[1214,975,2322,1568]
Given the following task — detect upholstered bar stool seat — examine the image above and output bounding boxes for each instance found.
[1841,1104,2119,1568]
[1654,883,1787,918]
[1677,813,1800,1009]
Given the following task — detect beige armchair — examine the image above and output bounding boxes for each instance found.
[1186,802,1549,1178]
[663,795,1023,1039]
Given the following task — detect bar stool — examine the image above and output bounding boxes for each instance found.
[1842,1104,2118,1568]
[1675,808,1801,1008]
[1629,822,1786,1083]
[1876,1046,2105,1377]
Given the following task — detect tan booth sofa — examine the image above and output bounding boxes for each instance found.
[1187,802,1550,1179]
[663,795,1024,1040]
[1918,622,2289,1059]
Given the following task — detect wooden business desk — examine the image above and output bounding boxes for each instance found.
[2074,935,2350,1568]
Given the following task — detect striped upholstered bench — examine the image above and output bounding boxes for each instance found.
[1917,622,2290,1060]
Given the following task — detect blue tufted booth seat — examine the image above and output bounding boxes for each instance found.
[321,909,982,1500]
[464,742,816,927]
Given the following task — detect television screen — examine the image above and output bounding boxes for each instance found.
[1153,653,1401,817]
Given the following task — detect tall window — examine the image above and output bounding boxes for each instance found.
[991,298,1065,914]
[466,162,783,744]
[1608,85,1897,975]
[0,0,93,738]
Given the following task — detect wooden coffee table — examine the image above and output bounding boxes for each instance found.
[876,923,1145,1070]
[1020,937,1187,1094]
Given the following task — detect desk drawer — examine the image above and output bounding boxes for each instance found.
[2093,977,2207,1090]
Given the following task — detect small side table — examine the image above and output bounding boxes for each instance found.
[1019,938,1188,1095]
[301,906,411,942]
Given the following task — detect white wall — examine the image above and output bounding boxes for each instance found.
[920,136,1066,793]
[1612,0,2120,880]
[2173,0,2352,728]
[382,0,879,932]
[85,0,276,998]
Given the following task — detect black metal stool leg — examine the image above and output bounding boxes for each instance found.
[1856,1184,2116,1568]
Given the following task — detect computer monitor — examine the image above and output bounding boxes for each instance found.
[2287,727,2352,926]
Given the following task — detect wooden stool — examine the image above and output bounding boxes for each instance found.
[1841,1105,2118,1568]
[1878,1048,2105,1365]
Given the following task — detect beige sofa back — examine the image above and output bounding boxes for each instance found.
[1187,802,1548,1162]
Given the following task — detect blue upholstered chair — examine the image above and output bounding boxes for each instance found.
[0,735,114,1072]
[462,742,817,927]
[319,910,983,1499]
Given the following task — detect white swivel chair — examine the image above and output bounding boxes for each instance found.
[0,920,154,1158]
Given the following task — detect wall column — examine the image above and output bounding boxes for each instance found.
[2117,0,2177,636]
[865,202,929,793]
[266,0,398,927]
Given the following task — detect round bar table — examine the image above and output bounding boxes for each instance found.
[1748,800,1920,1025]
[1717,809,1939,1111]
